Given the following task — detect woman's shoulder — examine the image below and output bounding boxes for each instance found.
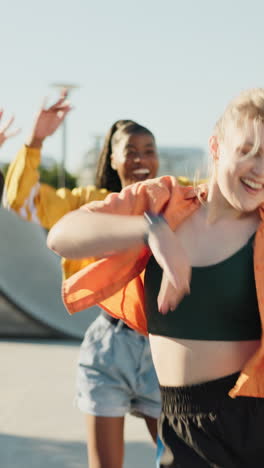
[127,175,199,214]
[133,175,186,190]
[136,174,196,196]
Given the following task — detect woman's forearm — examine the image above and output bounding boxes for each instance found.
[47,210,148,258]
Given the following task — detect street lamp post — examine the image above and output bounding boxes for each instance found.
[50,83,79,188]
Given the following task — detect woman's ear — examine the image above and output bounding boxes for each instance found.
[110,153,117,170]
[208,135,219,162]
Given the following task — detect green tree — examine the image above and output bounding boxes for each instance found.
[1,163,77,190]
[1,164,9,177]
[39,164,77,189]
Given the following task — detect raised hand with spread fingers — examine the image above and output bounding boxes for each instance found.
[27,89,72,148]
[0,111,20,147]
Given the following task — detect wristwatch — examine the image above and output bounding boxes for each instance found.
[143,211,167,247]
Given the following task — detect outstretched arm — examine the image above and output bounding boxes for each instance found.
[47,211,148,258]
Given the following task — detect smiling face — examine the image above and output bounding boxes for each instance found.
[212,118,264,213]
[111,132,159,187]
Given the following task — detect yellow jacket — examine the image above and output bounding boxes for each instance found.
[3,145,109,278]
[62,176,264,399]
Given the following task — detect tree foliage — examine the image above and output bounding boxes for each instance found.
[39,165,77,189]
[1,163,77,190]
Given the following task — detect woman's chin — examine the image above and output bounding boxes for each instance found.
[234,199,261,213]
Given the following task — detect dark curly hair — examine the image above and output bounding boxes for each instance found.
[95,120,155,192]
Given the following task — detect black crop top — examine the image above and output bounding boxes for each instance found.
[144,234,261,340]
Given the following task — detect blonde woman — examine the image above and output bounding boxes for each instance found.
[48,88,264,467]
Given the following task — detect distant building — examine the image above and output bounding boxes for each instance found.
[158,146,207,180]
[77,137,207,187]
[77,136,103,187]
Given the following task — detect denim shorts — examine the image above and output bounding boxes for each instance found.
[75,313,161,418]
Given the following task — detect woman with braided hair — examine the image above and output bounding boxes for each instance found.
[4,101,162,467]
[76,118,162,468]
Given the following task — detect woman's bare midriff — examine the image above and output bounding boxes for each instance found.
[149,334,260,386]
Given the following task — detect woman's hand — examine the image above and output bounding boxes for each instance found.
[26,89,72,148]
[0,112,20,147]
[147,222,191,314]
[157,272,190,314]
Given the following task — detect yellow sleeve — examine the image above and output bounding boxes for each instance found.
[176,176,192,186]
[4,144,109,229]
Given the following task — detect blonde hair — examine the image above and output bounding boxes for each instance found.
[215,88,264,142]
[208,88,264,175]
[196,88,264,202]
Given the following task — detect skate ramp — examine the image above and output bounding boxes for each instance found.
[0,208,99,339]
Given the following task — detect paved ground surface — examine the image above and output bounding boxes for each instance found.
[0,339,156,468]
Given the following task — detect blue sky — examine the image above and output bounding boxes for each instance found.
[0,0,263,172]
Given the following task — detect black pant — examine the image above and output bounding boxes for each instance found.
[158,372,264,467]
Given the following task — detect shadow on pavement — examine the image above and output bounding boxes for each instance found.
[125,441,156,467]
[0,433,87,468]
[0,433,155,468]
[0,338,81,346]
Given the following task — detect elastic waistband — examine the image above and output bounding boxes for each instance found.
[100,310,132,330]
[160,372,240,415]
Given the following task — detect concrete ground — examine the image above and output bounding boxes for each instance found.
[0,339,156,468]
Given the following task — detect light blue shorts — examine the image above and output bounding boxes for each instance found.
[75,313,161,418]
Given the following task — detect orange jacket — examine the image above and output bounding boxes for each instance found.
[62,175,264,399]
